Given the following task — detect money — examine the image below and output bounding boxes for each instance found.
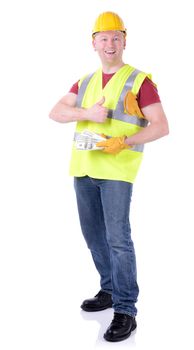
[75,129,106,151]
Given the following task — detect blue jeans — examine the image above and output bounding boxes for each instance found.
[74,176,139,317]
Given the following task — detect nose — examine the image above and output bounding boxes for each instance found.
[107,38,115,47]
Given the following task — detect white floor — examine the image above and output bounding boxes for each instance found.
[1,242,193,350]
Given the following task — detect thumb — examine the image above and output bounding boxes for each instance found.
[96,96,105,106]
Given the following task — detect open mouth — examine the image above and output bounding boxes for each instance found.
[105,50,116,55]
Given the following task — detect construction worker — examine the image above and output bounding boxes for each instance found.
[49,11,169,342]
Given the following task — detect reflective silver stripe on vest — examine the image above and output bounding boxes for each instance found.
[108,109,148,127]
[112,69,148,128]
[77,73,95,108]
[74,132,144,153]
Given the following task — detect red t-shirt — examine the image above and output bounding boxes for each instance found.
[69,72,160,109]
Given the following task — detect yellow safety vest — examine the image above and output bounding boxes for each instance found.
[69,64,152,183]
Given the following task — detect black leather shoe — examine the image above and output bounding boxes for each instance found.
[81,290,112,312]
[104,312,137,342]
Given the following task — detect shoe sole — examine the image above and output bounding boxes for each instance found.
[104,323,137,342]
[81,303,113,312]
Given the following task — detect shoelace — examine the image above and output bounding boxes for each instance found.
[111,313,128,326]
[95,291,109,300]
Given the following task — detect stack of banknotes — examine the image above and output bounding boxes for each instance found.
[75,129,106,151]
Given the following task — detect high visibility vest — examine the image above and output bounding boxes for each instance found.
[69,64,152,183]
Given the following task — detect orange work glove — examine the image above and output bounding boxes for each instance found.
[96,136,130,154]
[124,90,144,118]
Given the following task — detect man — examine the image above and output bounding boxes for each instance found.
[49,11,169,342]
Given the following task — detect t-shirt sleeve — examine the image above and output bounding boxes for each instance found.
[137,78,161,109]
[69,80,79,94]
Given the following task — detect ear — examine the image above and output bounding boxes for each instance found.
[92,39,97,51]
[123,37,126,49]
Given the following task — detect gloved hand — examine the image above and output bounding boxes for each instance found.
[124,90,144,118]
[96,136,130,154]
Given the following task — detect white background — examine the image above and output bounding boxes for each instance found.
[0,0,194,349]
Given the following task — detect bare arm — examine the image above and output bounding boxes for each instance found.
[125,102,169,146]
[49,93,108,123]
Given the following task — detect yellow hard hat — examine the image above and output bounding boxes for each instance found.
[92,12,127,37]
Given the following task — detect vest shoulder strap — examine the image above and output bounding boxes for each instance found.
[132,72,152,95]
[77,72,95,108]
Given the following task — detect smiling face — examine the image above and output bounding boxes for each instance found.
[92,31,126,72]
